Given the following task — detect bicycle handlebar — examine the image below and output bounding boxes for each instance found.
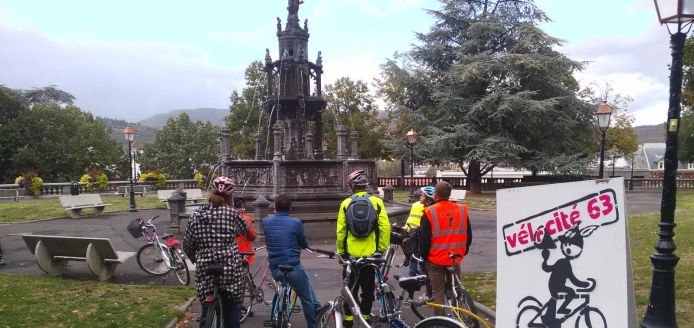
[146,215,160,223]
[576,278,597,293]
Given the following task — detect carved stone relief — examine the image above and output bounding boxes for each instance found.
[285,166,340,186]
[228,167,274,186]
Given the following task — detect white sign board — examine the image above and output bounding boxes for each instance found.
[496,178,636,328]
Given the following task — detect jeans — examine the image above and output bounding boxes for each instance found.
[408,255,420,277]
[271,263,321,328]
[199,293,240,328]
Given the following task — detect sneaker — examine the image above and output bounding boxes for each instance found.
[0,259,5,266]
[418,295,433,302]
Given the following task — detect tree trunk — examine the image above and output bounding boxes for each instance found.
[468,160,482,194]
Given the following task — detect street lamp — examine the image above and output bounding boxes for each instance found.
[123,125,137,213]
[611,145,618,178]
[641,2,694,327]
[406,129,418,203]
[596,101,612,179]
[131,141,138,180]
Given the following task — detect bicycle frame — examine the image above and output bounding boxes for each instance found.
[143,219,174,268]
[271,270,298,327]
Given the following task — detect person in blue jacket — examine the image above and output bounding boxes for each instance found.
[262,194,321,328]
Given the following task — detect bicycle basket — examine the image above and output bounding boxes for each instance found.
[401,229,419,256]
[390,231,404,245]
[127,218,145,238]
[165,238,181,249]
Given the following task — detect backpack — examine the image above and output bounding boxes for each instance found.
[344,194,380,237]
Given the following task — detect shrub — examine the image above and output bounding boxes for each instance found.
[194,172,218,189]
[80,169,108,191]
[139,170,166,188]
[19,172,42,196]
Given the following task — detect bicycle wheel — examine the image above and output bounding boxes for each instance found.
[516,305,542,328]
[452,288,478,328]
[271,289,286,328]
[413,317,465,328]
[316,303,338,328]
[239,273,254,323]
[171,249,190,286]
[137,243,168,276]
[204,299,223,328]
[576,306,607,328]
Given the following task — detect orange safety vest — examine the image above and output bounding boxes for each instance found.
[236,214,254,263]
[424,201,468,266]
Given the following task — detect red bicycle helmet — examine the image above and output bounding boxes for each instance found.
[347,169,368,186]
[212,176,235,195]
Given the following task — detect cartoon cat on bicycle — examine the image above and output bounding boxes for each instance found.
[516,222,608,328]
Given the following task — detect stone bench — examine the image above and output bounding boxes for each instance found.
[0,188,25,202]
[59,194,113,218]
[21,235,136,281]
[450,190,467,202]
[115,185,147,197]
[158,189,205,203]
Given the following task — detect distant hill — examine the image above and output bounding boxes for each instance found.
[138,108,228,128]
[634,123,666,144]
[97,117,158,149]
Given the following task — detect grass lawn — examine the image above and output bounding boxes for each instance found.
[393,190,498,210]
[0,272,195,328]
[462,189,694,326]
[0,196,166,223]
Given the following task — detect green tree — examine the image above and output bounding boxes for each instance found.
[680,109,694,164]
[322,77,390,160]
[225,60,268,159]
[376,0,595,193]
[0,89,31,182]
[11,103,125,181]
[579,81,639,160]
[138,113,219,179]
[0,85,75,107]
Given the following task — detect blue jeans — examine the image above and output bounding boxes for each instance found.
[408,255,420,277]
[199,293,240,328]
[271,263,321,328]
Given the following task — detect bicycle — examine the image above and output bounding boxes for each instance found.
[263,263,300,328]
[515,278,605,328]
[130,215,190,285]
[238,246,274,323]
[408,253,478,328]
[198,262,227,328]
[312,248,465,328]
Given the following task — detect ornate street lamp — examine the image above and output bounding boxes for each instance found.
[131,141,138,180]
[406,129,418,203]
[123,125,137,212]
[641,2,694,327]
[596,101,612,179]
[611,145,618,178]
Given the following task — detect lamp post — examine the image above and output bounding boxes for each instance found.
[123,125,137,213]
[131,141,138,180]
[406,129,418,203]
[596,101,612,179]
[611,145,618,178]
[630,156,635,191]
[641,2,694,327]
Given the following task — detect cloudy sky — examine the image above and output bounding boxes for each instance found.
[0,0,674,126]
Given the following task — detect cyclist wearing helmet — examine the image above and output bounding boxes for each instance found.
[183,176,250,328]
[233,196,257,265]
[336,169,390,327]
[404,186,436,276]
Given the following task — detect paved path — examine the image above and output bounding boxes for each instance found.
[0,190,663,328]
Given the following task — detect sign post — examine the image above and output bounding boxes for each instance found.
[496,178,636,327]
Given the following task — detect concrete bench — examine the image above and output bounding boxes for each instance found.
[0,188,25,202]
[115,185,147,197]
[450,190,467,202]
[158,189,206,203]
[21,235,136,281]
[59,194,112,218]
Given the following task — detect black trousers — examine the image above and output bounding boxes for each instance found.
[343,264,376,321]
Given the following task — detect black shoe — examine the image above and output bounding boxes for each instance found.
[0,259,5,266]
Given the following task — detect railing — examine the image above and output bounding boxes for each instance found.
[377,177,521,189]
[625,179,694,189]
[0,179,200,196]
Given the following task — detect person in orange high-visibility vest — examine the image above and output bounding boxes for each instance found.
[418,181,472,316]
[234,196,257,264]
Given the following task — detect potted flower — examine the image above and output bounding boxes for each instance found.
[17,172,42,196]
[139,170,166,189]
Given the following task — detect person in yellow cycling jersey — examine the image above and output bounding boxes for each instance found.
[337,169,390,327]
[405,186,435,276]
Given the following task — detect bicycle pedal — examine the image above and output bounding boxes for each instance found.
[292,306,302,313]
[263,320,273,327]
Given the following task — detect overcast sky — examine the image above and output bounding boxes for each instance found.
[0,0,674,126]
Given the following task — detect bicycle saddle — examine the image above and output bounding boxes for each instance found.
[448,252,462,260]
[205,263,224,277]
[279,264,294,273]
[161,233,174,239]
[398,275,427,291]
